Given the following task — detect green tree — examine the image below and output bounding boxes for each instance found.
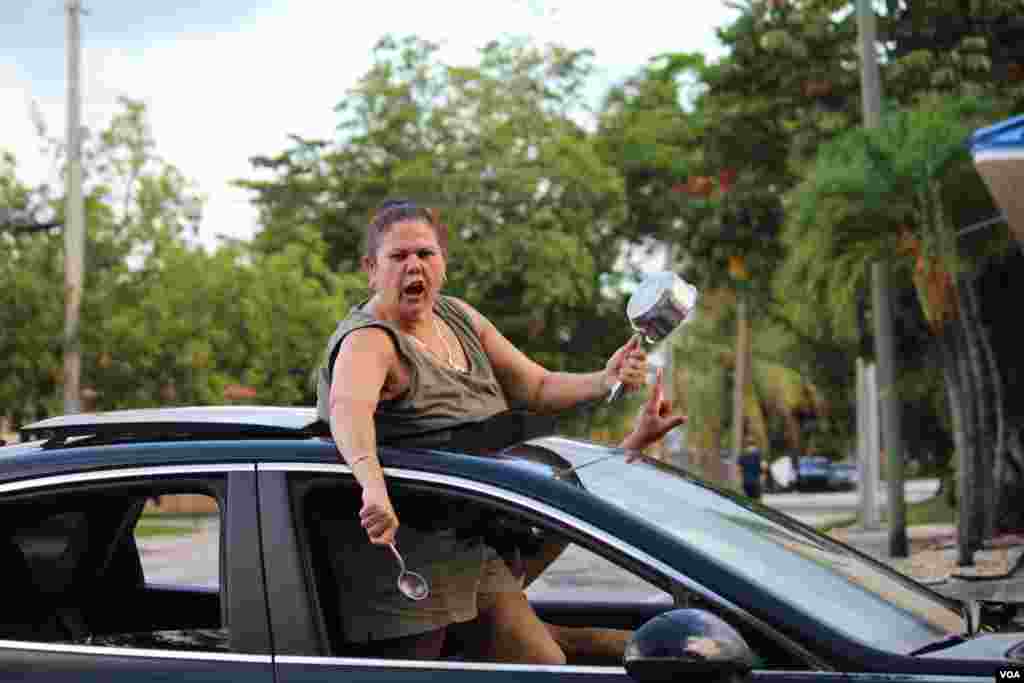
[0,153,64,423]
[781,94,1019,561]
[238,36,633,388]
[593,18,825,474]
[97,227,352,409]
[3,97,355,415]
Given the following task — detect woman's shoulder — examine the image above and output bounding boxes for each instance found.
[326,306,402,357]
[333,302,400,335]
[438,295,485,332]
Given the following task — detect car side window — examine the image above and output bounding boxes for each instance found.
[297,475,674,666]
[0,483,230,653]
[525,542,670,604]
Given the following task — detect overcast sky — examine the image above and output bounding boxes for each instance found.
[1,1,739,249]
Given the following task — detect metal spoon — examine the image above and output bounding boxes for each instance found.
[388,542,430,601]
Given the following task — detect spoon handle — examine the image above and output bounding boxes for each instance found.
[388,543,407,572]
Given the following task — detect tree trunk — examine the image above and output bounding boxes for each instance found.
[934,267,1024,565]
[956,274,996,542]
[937,329,977,566]
[977,249,1024,534]
[998,427,1024,531]
[958,325,986,556]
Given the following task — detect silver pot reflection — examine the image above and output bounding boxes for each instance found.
[608,272,698,402]
[627,271,698,345]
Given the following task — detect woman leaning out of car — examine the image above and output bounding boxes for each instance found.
[317,199,685,663]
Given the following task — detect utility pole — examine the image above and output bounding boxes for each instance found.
[858,0,907,557]
[858,359,881,528]
[730,295,749,489]
[64,0,85,415]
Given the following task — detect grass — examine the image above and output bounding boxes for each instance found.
[134,512,213,539]
[817,516,858,534]
[903,488,956,526]
[135,522,195,539]
[815,480,956,533]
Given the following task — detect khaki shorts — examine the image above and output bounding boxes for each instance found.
[321,520,522,643]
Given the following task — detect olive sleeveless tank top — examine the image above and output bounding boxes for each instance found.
[316,296,509,443]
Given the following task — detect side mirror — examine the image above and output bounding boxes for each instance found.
[624,609,756,683]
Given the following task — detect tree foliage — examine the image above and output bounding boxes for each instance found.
[4,4,1024,543]
[0,154,64,420]
[239,36,632,378]
[1,100,352,420]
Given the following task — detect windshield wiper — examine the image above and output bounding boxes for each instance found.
[963,599,982,636]
[908,599,980,656]
[554,448,635,479]
[908,634,968,656]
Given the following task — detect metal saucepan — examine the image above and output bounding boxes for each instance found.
[608,271,698,403]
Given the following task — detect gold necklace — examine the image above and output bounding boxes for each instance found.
[409,314,465,372]
[431,314,458,369]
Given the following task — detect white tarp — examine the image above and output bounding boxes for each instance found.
[770,457,796,488]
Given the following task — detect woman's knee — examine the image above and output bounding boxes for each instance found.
[527,638,566,666]
[479,591,566,665]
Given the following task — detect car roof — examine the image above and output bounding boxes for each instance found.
[2,406,575,491]
[20,405,321,440]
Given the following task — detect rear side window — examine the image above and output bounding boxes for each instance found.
[0,482,231,653]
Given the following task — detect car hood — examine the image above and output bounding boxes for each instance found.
[921,632,1024,661]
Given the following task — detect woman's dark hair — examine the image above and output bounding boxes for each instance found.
[365,199,448,260]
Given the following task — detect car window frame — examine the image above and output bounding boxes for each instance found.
[0,463,273,666]
[261,462,827,673]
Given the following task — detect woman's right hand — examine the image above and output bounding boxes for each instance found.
[359,485,399,545]
[604,335,648,395]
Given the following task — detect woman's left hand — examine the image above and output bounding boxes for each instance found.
[605,335,648,394]
[625,369,686,456]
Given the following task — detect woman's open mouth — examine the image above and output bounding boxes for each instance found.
[402,281,427,299]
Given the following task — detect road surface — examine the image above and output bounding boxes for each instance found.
[763,478,940,526]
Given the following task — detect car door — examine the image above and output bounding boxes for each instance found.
[0,464,274,682]
[259,462,643,683]
[259,463,854,683]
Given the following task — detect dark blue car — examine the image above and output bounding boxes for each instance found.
[1,406,1021,681]
[797,456,833,492]
[827,463,859,492]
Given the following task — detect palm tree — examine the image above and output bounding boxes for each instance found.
[779,93,1021,564]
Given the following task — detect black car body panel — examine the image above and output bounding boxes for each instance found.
[0,407,1020,681]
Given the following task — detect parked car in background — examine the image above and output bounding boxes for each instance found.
[828,462,859,491]
[2,406,1022,681]
[796,455,833,492]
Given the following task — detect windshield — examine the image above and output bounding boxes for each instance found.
[538,437,963,655]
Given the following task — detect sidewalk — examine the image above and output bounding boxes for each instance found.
[832,523,1024,602]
